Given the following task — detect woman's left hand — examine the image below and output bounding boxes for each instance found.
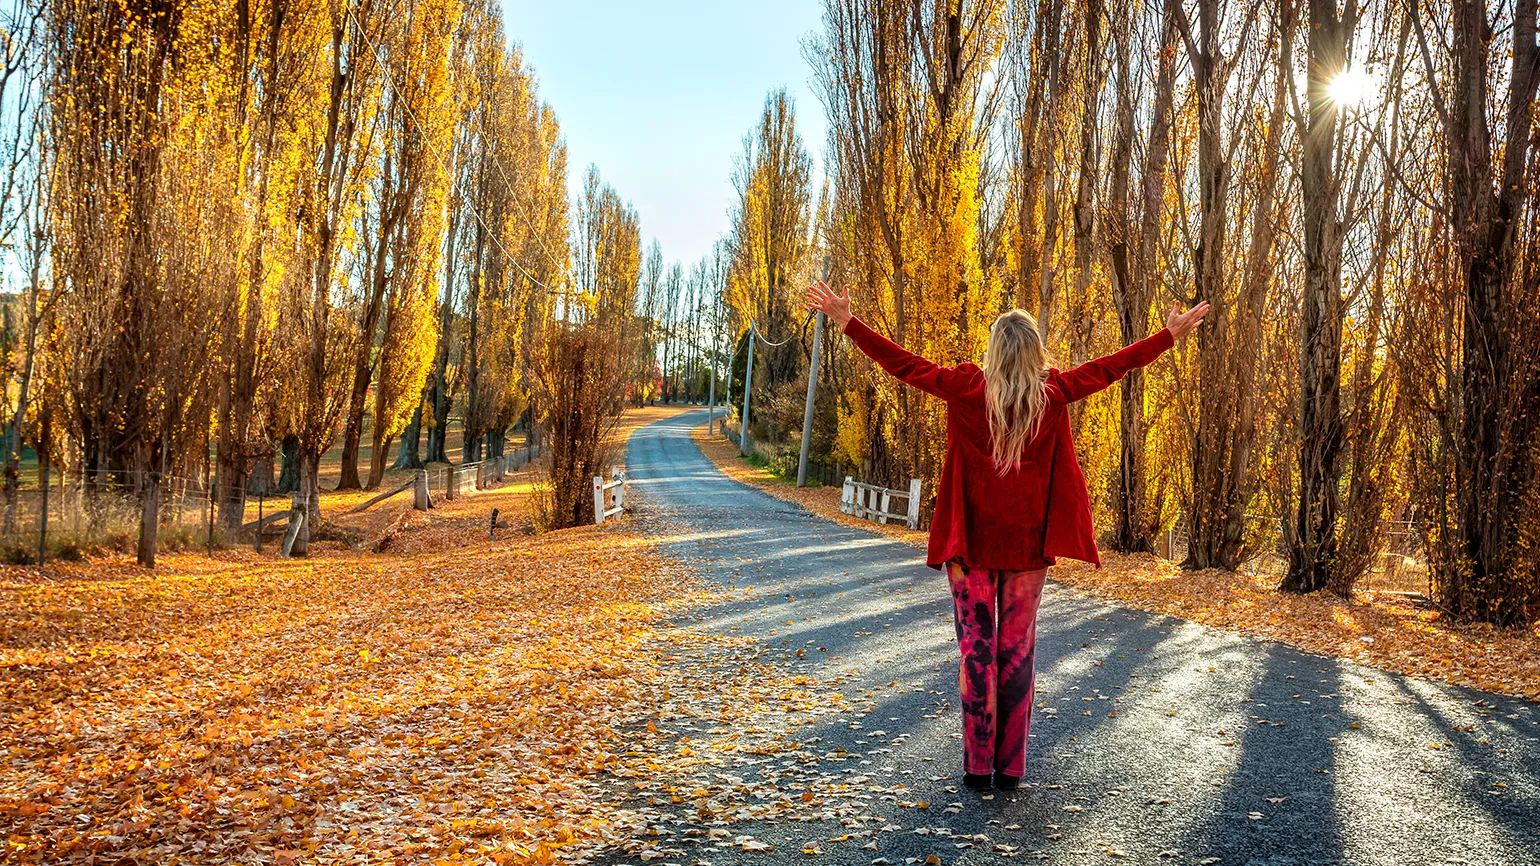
[805,281,853,329]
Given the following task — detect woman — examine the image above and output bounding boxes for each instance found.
[804,282,1208,791]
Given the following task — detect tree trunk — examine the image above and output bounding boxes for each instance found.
[136,471,161,569]
[1107,0,1172,554]
[1182,0,1243,572]
[2,273,42,537]
[248,454,275,496]
[1440,0,1540,624]
[293,450,319,555]
[277,435,300,494]
[218,0,286,531]
[425,204,459,465]
[1283,0,1349,594]
[392,400,424,469]
[366,428,393,489]
[1069,0,1102,376]
[338,196,395,491]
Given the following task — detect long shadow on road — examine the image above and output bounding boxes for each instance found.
[603,409,1540,866]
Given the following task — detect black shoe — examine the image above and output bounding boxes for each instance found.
[963,773,992,791]
[993,772,1021,790]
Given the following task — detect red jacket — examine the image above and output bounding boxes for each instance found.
[844,316,1175,572]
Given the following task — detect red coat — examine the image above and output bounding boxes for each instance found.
[843,316,1175,571]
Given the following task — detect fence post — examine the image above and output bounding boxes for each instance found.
[841,476,853,515]
[281,493,307,558]
[878,489,890,525]
[593,476,605,525]
[36,455,49,566]
[445,465,457,501]
[413,470,430,510]
[907,478,922,529]
[475,461,486,490]
[613,468,625,511]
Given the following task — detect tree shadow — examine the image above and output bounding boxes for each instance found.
[617,410,1540,864]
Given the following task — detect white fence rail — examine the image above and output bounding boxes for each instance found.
[593,469,627,524]
[841,476,922,530]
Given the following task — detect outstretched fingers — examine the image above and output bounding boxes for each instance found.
[804,281,844,311]
[1165,299,1211,340]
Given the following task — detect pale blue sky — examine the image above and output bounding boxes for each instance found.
[501,0,829,268]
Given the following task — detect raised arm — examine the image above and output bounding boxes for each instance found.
[1053,300,1210,404]
[805,282,969,401]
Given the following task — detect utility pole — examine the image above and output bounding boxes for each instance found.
[797,259,833,486]
[721,343,733,439]
[707,306,720,434]
[739,321,756,456]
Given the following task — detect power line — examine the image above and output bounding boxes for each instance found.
[751,314,807,348]
[344,3,559,297]
[486,137,566,274]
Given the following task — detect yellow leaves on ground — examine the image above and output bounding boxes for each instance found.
[1050,555,1540,701]
[0,405,840,864]
[0,464,700,863]
[693,423,1540,701]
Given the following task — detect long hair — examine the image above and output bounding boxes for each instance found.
[983,309,1051,476]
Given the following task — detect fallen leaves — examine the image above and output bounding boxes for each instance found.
[0,418,742,865]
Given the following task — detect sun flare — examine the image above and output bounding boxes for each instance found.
[1327,66,1378,106]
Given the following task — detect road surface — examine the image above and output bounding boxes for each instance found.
[608,409,1539,866]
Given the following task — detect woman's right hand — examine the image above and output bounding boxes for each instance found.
[1165,300,1210,341]
[805,281,853,329]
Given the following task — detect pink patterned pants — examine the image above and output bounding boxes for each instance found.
[945,561,1049,777]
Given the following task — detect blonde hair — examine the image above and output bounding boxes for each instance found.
[983,309,1051,476]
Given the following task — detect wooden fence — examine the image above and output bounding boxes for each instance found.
[841,476,922,530]
[593,469,627,524]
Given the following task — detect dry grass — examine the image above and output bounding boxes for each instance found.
[692,422,1540,702]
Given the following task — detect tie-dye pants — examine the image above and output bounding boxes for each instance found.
[945,561,1049,778]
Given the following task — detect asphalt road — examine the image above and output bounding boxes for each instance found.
[607,409,1539,866]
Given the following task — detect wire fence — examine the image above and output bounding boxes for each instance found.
[1161,515,1430,595]
[0,475,222,563]
[718,423,847,488]
[0,443,548,564]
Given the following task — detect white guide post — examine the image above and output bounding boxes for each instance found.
[906,478,922,529]
[593,476,605,525]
